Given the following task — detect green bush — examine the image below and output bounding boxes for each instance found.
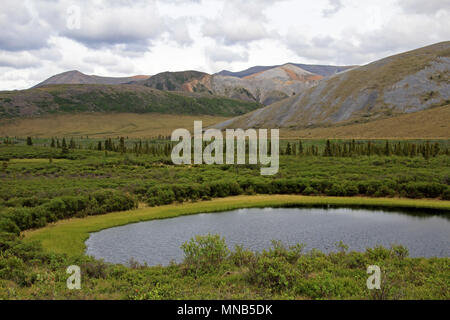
[442,187,450,200]
[181,234,230,276]
[230,245,256,267]
[247,255,297,291]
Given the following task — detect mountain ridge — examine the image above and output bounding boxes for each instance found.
[216,63,356,78]
[32,62,356,106]
[0,84,261,118]
[34,70,151,88]
[214,41,450,130]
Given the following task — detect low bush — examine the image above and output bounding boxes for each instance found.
[180,234,230,276]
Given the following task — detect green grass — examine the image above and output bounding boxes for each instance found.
[1,141,449,300]
[25,195,450,256]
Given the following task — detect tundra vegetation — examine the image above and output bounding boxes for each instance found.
[0,137,449,299]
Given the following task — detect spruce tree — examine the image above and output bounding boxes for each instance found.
[384,141,391,156]
[61,138,68,154]
[433,143,440,157]
[69,138,76,149]
[119,137,125,154]
[323,140,332,157]
[298,140,303,155]
[285,142,292,155]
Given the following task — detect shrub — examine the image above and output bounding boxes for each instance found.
[302,186,317,195]
[247,255,297,291]
[0,218,20,235]
[81,260,109,279]
[181,234,230,276]
[294,273,361,299]
[263,240,305,264]
[374,185,396,197]
[442,187,450,200]
[230,245,256,267]
[390,245,409,259]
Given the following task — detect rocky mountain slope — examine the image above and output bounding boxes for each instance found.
[215,42,450,130]
[133,70,212,93]
[0,84,261,118]
[134,64,327,105]
[217,63,354,78]
[212,64,323,105]
[34,70,150,88]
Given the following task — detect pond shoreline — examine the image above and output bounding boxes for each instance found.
[24,195,450,257]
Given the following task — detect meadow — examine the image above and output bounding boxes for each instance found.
[0,137,449,299]
[0,113,229,138]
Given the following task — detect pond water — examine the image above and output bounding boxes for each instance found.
[85,207,450,265]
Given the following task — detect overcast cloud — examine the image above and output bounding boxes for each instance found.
[0,0,448,90]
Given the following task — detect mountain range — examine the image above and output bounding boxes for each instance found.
[215,41,450,130]
[1,41,449,138]
[31,62,354,106]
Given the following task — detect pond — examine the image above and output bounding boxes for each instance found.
[85,207,450,266]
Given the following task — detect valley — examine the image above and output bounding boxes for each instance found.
[0,41,449,301]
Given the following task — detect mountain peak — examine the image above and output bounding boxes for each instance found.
[33,71,150,88]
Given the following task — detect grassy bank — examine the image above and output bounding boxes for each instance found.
[25,195,450,257]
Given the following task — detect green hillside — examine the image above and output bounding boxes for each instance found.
[0,84,261,119]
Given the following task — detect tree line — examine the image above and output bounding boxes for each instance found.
[9,136,450,159]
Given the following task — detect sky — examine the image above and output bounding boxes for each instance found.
[0,0,449,90]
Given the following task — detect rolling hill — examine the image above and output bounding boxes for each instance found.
[215,41,450,130]
[34,70,150,88]
[0,84,261,118]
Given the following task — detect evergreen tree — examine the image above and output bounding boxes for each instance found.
[298,140,303,155]
[26,137,33,146]
[61,138,68,154]
[423,141,431,160]
[432,142,440,157]
[51,138,55,148]
[119,137,125,154]
[384,141,391,156]
[69,138,76,149]
[285,142,292,155]
[323,140,332,157]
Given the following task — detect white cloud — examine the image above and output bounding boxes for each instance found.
[205,46,249,63]
[61,1,164,49]
[397,0,450,15]
[0,0,53,51]
[0,52,42,69]
[0,0,449,90]
[201,0,282,45]
[322,0,344,17]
